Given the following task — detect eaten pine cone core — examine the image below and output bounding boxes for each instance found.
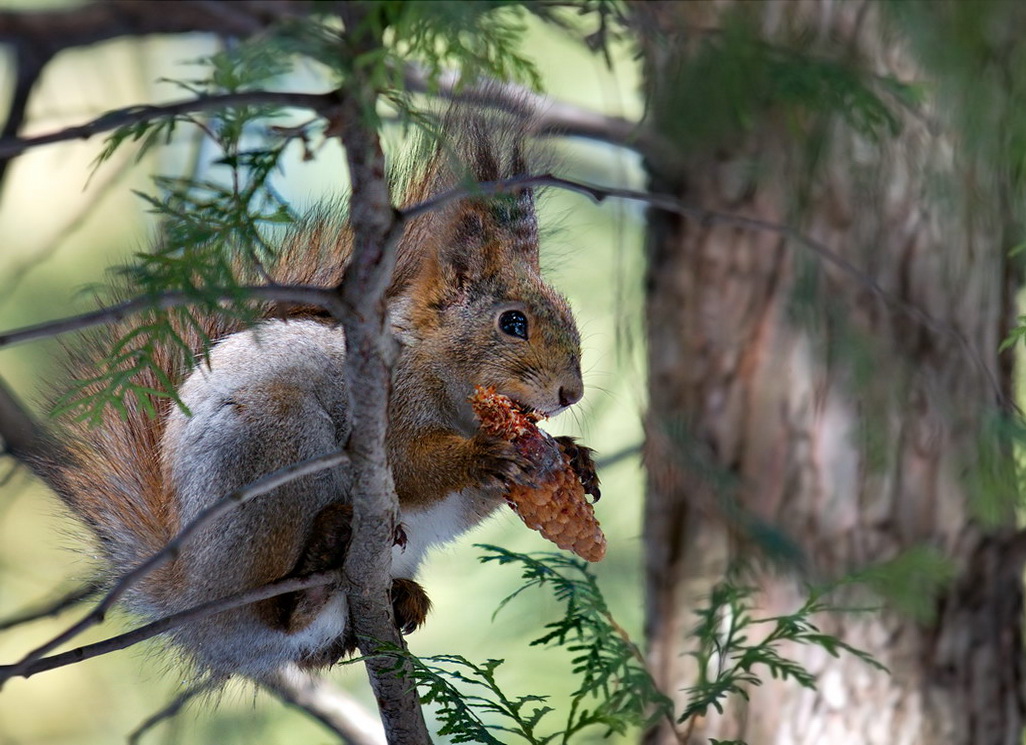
[469,385,606,562]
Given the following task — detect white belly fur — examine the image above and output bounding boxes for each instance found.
[391,491,474,578]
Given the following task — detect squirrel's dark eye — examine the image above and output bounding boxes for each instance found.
[498,310,529,340]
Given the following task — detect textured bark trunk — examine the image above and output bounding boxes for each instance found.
[638,2,1026,743]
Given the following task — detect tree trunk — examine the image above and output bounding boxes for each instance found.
[638,2,1026,743]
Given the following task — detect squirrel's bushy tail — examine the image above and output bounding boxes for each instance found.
[41,313,242,610]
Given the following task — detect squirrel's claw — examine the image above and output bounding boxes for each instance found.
[393,522,408,550]
[555,436,601,502]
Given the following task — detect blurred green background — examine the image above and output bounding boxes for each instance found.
[0,8,651,744]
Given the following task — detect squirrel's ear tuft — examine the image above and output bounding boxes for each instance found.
[393,94,548,299]
[434,211,491,297]
[405,209,489,310]
[468,116,501,183]
[453,114,542,273]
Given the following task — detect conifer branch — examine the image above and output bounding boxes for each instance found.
[402,65,675,160]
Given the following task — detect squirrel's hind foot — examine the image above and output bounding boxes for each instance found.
[261,503,353,634]
[390,577,432,635]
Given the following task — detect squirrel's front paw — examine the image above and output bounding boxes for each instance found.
[469,432,535,489]
[554,436,601,501]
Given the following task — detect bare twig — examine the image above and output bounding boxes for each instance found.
[0,375,48,474]
[0,450,348,687]
[595,443,643,471]
[0,580,101,633]
[259,664,388,745]
[0,458,19,488]
[334,4,430,742]
[1,169,1005,409]
[0,284,344,349]
[0,571,338,681]
[0,39,51,195]
[0,90,344,161]
[0,0,312,48]
[129,677,221,745]
[402,65,675,161]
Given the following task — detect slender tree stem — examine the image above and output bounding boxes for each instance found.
[334,3,431,742]
[0,285,343,349]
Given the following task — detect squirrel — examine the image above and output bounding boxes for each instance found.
[40,104,595,678]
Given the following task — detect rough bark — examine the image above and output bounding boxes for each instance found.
[334,5,431,742]
[638,2,1025,743]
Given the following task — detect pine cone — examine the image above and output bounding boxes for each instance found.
[469,386,606,562]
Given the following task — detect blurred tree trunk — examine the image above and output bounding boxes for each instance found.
[637,2,1026,743]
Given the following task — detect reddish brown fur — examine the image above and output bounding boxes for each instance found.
[44,102,582,667]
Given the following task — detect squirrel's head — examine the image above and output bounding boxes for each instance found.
[392,105,583,419]
[397,198,583,419]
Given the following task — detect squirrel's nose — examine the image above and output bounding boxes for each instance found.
[558,385,582,408]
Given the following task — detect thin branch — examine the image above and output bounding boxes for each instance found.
[0,284,344,349]
[0,571,338,681]
[0,580,101,633]
[0,374,49,476]
[258,665,388,745]
[0,0,312,47]
[1,169,1007,411]
[403,65,675,162]
[0,90,344,161]
[595,443,642,471]
[128,678,221,745]
[0,449,348,687]
[0,59,655,178]
[0,39,51,195]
